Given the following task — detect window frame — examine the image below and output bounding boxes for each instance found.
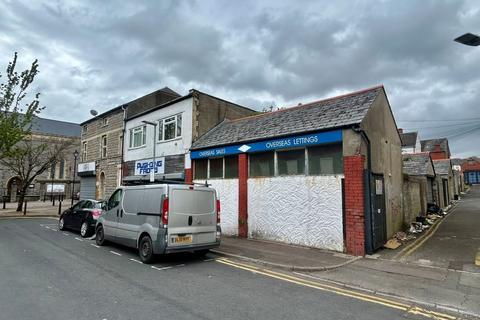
[276,148,306,176]
[82,142,87,162]
[101,134,108,158]
[82,124,88,133]
[129,125,147,149]
[101,117,108,127]
[249,151,275,178]
[157,113,182,142]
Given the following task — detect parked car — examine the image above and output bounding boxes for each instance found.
[95,184,221,263]
[59,199,106,237]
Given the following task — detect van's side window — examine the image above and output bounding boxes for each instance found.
[108,189,123,210]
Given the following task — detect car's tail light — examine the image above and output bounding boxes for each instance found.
[216,199,221,224]
[162,198,169,225]
[92,209,102,220]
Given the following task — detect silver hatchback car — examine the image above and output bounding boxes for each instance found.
[95,183,221,263]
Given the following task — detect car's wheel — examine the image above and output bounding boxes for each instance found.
[96,225,105,246]
[138,235,154,264]
[58,217,65,231]
[80,221,90,238]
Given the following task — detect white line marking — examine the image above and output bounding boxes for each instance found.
[129,258,143,264]
[151,266,172,271]
[62,232,69,236]
[109,250,122,256]
[74,237,84,242]
[176,264,186,267]
[90,244,100,248]
[203,258,215,262]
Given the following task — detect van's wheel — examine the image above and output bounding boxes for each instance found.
[80,221,90,238]
[58,217,65,231]
[139,235,154,264]
[96,225,105,246]
[195,249,210,257]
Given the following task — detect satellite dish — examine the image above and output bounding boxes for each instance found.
[90,109,98,116]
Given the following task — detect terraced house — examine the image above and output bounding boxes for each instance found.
[78,87,180,200]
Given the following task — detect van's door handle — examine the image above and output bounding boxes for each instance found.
[120,209,123,218]
[116,209,119,217]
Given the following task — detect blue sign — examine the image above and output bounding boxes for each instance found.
[191,130,342,159]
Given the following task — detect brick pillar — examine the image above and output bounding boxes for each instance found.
[185,168,192,184]
[238,153,248,238]
[344,155,365,256]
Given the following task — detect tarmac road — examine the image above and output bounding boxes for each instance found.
[404,185,480,272]
[0,218,459,320]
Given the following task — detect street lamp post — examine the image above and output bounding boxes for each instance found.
[454,33,480,46]
[71,150,79,206]
[142,121,157,182]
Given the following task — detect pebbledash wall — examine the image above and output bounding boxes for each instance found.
[248,176,343,251]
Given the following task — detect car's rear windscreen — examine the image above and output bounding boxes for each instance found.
[170,189,215,215]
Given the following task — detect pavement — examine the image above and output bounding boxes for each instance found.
[0,218,455,320]
[0,200,68,217]
[212,236,359,271]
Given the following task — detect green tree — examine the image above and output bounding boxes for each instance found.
[0,136,73,212]
[0,52,43,159]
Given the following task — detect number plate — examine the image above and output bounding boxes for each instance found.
[172,235,192,244]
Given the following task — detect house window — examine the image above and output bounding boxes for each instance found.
[224,156,238,178]
[82,142,87,162]
[277,149,305,176]
[59,160,65,179]
[102,117,108,127]
[250,152,274,177]
[129,125,146,148]
[194,159,208,180]
[101,135,107,158]
[50,163,56,179]
[308,143,343,175]
[118,135,123,155]
[209,158,223,178]
[158,114,182,141]
[82,124,87,133]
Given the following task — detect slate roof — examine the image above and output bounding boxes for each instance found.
[29,116,80,137]
[432,159,452,175]
[192,86,384,149]
[402,153,434,176]
[421,138,450,157]
[400,132,417,147]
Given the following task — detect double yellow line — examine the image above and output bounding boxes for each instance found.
[216,258,458,320]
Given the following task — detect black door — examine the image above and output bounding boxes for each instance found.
[371,174,387,250]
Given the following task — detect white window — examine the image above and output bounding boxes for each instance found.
[129,125,146,148]
[158,114,182,141]
[102,117,108,127]
[82,125,88,133]
[101,135,107,158]
[82,142,87,161]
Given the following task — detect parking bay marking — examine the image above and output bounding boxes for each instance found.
[62,232,70,236]
[74,237,84,242]
[129,258,143,264]
[109,250,122,256]
[91,244,100,248]
[151,266,172,271]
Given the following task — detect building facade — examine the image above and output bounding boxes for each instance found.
[78,87,181,200]
[122,89,257,183]
[0,116,80,201]
[462,158,480,185]
[399,130,421,154]
[191,86,403,256]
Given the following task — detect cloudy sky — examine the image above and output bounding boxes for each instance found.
[1,0,480,157]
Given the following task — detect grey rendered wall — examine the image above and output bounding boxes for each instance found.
[360,91,403,239]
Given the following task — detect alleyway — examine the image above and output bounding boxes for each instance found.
[404,185,480,272]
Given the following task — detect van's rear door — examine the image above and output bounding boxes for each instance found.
[167,185,217,247]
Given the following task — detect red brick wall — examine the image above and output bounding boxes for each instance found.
[430,151,447,160]
[184,168,192,184]
[238,153,248,238]
[344,155,365,256]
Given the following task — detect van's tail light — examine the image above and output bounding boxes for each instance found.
[216,199,221,224]
[162,198,169,225]
[92,209,102,220]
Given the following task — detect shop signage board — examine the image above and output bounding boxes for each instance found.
[191,130,342,159]
[134,157,165,175]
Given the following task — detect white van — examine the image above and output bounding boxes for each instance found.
[95,183,221,263]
